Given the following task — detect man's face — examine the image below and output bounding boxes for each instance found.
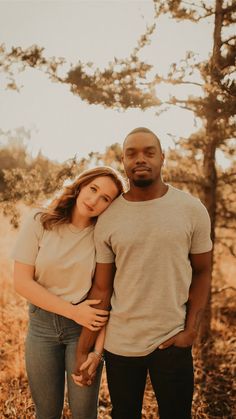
[122,132,164,187]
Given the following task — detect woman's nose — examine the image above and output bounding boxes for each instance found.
[89,195,99,207]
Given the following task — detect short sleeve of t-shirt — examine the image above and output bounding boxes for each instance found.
[190,201,212,254]
[94,216,115,263]
[11,210,44,265]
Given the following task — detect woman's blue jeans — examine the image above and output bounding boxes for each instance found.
[25,303,102,419]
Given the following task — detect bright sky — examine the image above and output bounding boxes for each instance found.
[0,0,215,163]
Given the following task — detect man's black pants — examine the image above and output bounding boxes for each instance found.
[104,346,194,419]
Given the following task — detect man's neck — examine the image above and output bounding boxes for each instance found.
[124,180,169,202]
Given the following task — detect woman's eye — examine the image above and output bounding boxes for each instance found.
[90,186,96,192]
[102,196,109,202]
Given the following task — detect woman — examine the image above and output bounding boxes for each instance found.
[12,166,125,419]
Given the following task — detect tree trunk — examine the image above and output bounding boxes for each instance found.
[199,126,217,345]
[198,0,223,345]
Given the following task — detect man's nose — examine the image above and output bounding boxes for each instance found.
[135,153,146,163]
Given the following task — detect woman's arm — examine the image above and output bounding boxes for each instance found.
[13,261,109,331]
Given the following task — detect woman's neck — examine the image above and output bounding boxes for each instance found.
[71,208,94,229]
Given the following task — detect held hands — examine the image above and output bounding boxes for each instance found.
[72,352,102,387]
[80,351,102,376]
[71,299,109,331]
[159,329,197,350]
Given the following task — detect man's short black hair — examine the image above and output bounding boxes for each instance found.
[124,127,162,151]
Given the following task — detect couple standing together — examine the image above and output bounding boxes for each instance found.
[12,127,212,419]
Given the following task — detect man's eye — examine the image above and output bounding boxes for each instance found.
[102,196,109,202]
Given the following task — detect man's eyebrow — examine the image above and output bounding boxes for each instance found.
[125,147,135,151]
[125,146,156,151]
[145,146,156,151]
[91,183,112,200]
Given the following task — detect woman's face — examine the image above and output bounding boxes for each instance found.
[75,176,119,219]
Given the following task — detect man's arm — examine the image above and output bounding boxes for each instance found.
[159,250,212,349]
[74,262,115,381]
[185,251,212,337]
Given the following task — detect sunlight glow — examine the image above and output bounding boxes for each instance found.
[0,1,229,169]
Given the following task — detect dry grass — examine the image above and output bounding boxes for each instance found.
[0,211,235,418]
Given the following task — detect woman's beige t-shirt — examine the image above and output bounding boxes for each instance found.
[12,210,95,303]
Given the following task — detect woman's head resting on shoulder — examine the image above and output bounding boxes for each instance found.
[38,166,125,230]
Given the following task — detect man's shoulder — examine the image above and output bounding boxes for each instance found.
[169,186,209,216]
[97,195,124,221]
[169,186,210,224]
[169,185,200,205]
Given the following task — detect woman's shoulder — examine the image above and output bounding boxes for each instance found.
[21,207,44,233]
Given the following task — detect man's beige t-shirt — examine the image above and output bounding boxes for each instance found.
[94,185,212,357]
[12,210,95,303]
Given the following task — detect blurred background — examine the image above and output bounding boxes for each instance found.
[0,1,235,417]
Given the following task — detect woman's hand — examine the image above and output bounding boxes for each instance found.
[71,299,109,331]
[72,351,102,387]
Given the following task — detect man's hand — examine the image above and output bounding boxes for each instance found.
[72,351,102,387]
[72,352,102,387]
[72,352,91,387]
[158,329,197,349]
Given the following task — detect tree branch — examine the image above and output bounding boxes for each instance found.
[212,286,236,294]
[154,75,203,87]
[221,36,236,46]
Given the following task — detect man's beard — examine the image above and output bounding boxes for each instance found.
[133,178,154,187]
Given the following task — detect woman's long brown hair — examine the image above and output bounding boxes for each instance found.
[37,166,126,230]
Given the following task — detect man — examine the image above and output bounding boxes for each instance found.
[74,127,212,419]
